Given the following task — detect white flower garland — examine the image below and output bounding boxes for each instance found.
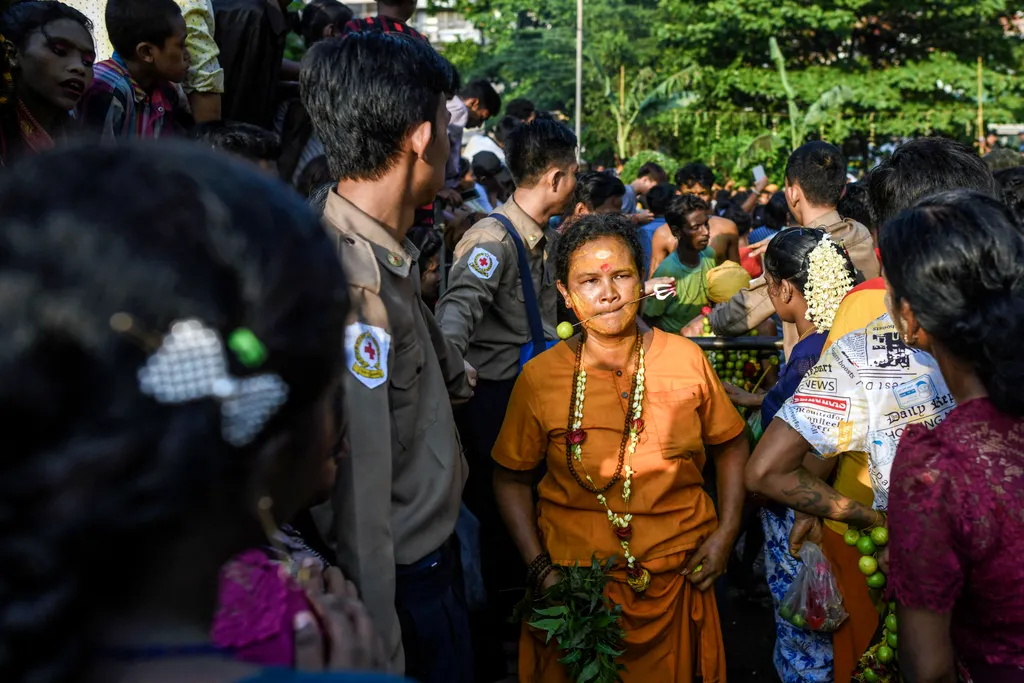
[803,235,855,332]
[570,345,646,571]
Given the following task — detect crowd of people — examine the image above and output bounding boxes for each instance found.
[1,1,1024,683]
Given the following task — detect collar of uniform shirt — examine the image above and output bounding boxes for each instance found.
[323,191,416,278]
[803,209,842,229]
[503,197,546,249]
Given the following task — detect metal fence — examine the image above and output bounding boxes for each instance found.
[686,336,784,351]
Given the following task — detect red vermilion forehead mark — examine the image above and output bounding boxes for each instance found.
[600,262,610,272]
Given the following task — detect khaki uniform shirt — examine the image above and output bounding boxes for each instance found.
[321,192,471,673]
[436,198,559,381]
[708,211,880,358]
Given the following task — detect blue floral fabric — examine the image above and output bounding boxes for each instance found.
[761,507,834,683]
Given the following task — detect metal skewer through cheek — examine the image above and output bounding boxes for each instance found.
[572,283,675,328]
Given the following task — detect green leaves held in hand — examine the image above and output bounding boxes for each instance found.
[518,556,627,683]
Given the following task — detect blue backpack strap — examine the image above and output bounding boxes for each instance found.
[489,213,547,362]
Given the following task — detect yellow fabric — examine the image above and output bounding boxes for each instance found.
[179,0,225,94]
[820,280,887,534]
[706,260,752,303]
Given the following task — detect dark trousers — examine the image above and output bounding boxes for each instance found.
[455,377,522,682]
[396,536,472,683]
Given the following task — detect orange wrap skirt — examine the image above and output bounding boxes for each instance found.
[518,563,726,683]
[821,526,879,682]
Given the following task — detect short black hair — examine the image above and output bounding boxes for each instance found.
[506,98,535,121]
[406,224,443,272]
[785,141,847,207]
[645,182,677,215]
[996,167,1024,224]
[460,79,501,117]
[504,118,577,187]
[296,155,332,198]
[880,190,1024,415]
[191,121,281,163]
[308,181,334,215]
[493,115,520,145]
[300,0,354,46]
[665,193,709,238]
[837,181,874,230]
[105,0,182,59]
[572,171,625,211]
[301,31,457,181]
[763,190,791,230]
[555,212,643,284]
[717,200,752,236]
[636,161,667,183]
[674,162,715,190]
[866,137,997,227]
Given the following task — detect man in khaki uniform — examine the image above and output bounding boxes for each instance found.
[435,118,578,681]
[301,33,473,682]
[705,142,880,357]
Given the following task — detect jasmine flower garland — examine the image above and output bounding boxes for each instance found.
[803,235,855,332]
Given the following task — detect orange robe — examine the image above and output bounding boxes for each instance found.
[493,329,746,683]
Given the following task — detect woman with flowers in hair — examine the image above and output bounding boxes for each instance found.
[725,228,855,683]
[492,212,750,682]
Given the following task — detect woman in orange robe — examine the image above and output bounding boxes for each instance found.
[492,212,750,683]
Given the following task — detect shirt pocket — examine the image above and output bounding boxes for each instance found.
[389,338,429,450]
[645,384,706,461]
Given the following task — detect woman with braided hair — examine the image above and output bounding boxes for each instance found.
[0,142,407,683]
[0,0,93,166]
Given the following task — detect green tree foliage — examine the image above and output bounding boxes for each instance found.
[444,0,1024,179]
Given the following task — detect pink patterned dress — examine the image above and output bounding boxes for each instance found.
[889,398,1024,681]
[212,549,317,667]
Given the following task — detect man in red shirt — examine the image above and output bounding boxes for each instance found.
[345,0,426,41]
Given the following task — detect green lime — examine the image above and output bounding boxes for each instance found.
[863,669,879,683]
[886,632,898,649]
[858,555,878,576]
[790,613,806,629]
[866,572,887,589]
[725,361,735,370]
[778,604,793,620]
[888,600,896,612]
[843,529,861,546]
[885,613,898,633]
[769,355,779,365]
[870,526,889,547]
[877,645,895,664]
[556,321,574,340]
[749,330,758,336]
[856,535,877,556]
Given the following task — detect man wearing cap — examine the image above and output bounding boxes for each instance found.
[435,118,578,680]
[302,33,474,680]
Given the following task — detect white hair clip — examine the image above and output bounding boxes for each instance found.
[136,319,289,447]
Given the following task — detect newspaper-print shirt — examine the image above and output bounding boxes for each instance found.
[776,313,955,510]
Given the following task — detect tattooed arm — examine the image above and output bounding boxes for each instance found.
[745,419,878,529]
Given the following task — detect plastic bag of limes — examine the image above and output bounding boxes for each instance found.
[777,542,848,632]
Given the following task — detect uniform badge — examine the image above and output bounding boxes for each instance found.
[344,323,391,389]
[467,247,499,280]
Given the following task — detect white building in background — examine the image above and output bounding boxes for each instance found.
[348,0,481,44]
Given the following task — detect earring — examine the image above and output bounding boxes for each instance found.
[565,300,572,309]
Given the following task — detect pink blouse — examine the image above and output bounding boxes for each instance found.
[889,398,1024,669]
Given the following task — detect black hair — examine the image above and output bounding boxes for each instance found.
[296,155,332,198]
[645,182,677,215]
[763,190,790,230]
[406,224,442,273]
[505,98,534,121]
[837,181,874,230]
[504,118,577,187]
[460,79,501,117]
[300,0,353,46]
[105,0,181,59]
[674,162,715,190]
[300,31,456,181]
[764,228,854,294]
[665,193,709,238]
[308,181,334,215]
[555,212,643,284]
[995,167,1024,224]
[0,0,91,49]
[572,171,625,211]
[784,141,847,207]
[714,189,731,206]
[191,121,281,163]
[717,200,752,236]
[0,142,348,683]
[493,115,520,145]
[866,137,997,227]
[636,161,667,183]
[880,190,1024,415]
